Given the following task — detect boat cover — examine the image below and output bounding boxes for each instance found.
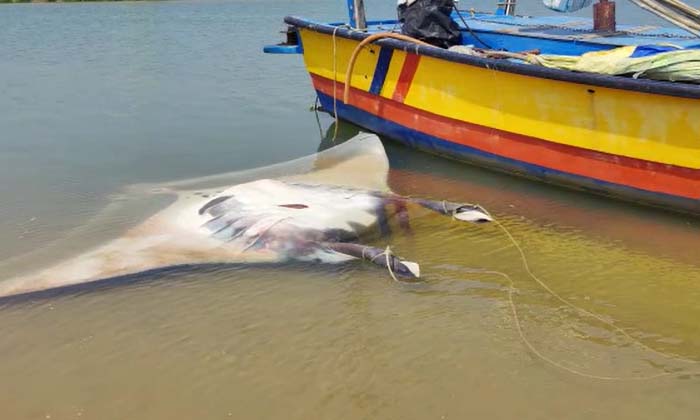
[527,45,700,82]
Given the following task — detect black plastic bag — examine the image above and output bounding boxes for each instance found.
[398,0,462,48]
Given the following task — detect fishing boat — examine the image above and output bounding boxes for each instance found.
[264,0,700,214]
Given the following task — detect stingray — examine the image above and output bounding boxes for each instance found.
[0,134,491,299]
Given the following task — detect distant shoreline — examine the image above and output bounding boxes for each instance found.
[0,0,150,3]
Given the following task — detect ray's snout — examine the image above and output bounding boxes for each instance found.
[453,204,493,224]
[413,199,492,224]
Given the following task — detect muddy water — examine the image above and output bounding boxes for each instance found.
[2,1,700,419]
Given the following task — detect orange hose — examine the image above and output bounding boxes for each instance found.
[342,33,432,104]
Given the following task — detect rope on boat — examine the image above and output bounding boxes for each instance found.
[452,5,495,49]
[339,30,535,105]
[331,25,342,142]
[343,32,432,104]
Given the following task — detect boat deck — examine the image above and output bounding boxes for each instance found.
[464,13,699,45]
[362,11,700,55]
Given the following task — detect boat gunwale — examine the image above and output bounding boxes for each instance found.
[284,15,700,100]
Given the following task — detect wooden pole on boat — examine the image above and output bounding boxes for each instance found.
[347,0,367,30]
[627,0,700,36]
[504,0,517,16]
[497,0,517,16]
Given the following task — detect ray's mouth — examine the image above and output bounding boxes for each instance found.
[472,218,492,224]
[278,204,309,209]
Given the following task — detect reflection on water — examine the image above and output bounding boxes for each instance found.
[2,1,700,419]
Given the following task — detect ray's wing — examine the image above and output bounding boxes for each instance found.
[0,134,391,298]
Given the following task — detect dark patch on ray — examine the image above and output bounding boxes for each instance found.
[201,214,224,228]
[321,228,361,243]
[198,195,232,215]
[224,226,249,242]
[212,219,236,235]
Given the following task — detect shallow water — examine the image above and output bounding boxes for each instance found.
[2,1,700,419]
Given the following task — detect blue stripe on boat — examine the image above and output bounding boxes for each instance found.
[369,47,394,95]
[315,91,700,214]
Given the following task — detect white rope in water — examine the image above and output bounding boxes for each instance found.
[367,245,400,283]
[441,200,451,218]
[478,218,700,381]
[493,219,699,365]
[383,245,399,283]
[464,267,684,381]
[346,200,698,379]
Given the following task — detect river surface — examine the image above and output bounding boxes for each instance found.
[2,1,700,419]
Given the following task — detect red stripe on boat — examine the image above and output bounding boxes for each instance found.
[312,74,700,200]
[392,54,421,103]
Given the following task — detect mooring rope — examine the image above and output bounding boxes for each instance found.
[331,25,342,142]
[382,245,400,283]
[366,245,400,283]
[493,219,700,365]
[475,217,700,381]
[349,201,699,379]
[462,267,681,381]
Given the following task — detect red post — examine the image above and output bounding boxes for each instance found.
[593,0,616,32]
